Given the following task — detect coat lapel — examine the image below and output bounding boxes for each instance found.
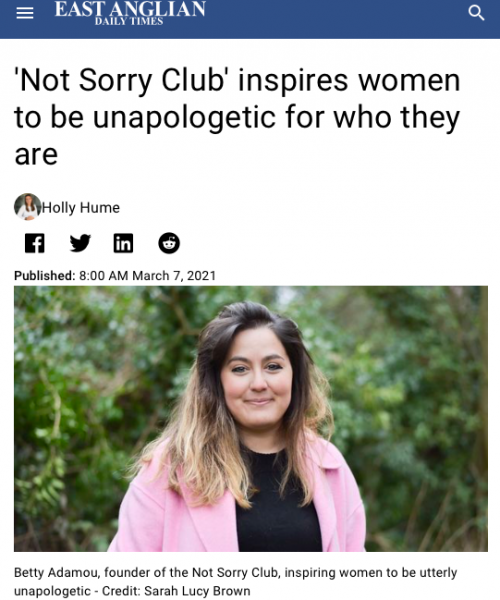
[180,484,239,552]
[306,439,342,552]
[311,463,340,551]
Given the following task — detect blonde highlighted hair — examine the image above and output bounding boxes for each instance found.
[135,301,333,508]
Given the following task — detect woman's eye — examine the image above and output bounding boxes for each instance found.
[231,366,247,374]
[267,363,283,371]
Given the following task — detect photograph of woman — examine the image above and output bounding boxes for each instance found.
[16,194,39,221]
[109,301,366,552]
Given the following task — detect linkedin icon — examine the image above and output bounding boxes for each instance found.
[114,234,133,253]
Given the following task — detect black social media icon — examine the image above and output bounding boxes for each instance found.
[25,233,45,253]
[158,233,180,254]
[114,233,133,253]
[70,234,91,252]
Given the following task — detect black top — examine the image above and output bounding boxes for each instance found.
[236,448,323,552]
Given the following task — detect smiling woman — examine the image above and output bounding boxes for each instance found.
[108,302,366,552]
[220,327,294,450]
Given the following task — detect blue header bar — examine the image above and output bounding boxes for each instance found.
[1,0,499,39]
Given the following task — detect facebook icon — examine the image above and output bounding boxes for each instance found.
[25,234,45,253]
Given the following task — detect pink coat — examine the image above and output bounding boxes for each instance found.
[108,438,366,552]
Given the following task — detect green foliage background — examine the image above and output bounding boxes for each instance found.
[14,286,488,551]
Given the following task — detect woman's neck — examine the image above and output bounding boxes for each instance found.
[238,427,285,454]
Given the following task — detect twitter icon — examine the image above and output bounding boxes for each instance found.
[70,234,91,252]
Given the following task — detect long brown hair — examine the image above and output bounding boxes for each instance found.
[136,302,333,507]
[24,195,35,212]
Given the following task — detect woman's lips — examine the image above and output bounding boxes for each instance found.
[244,398,273,406]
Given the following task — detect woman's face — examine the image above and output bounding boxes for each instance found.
[220,327,293,435]
[25,196,32,205]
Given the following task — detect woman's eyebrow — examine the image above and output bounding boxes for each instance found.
[227,354,285,365]
[263,354,285,361]
[227,356,250,364]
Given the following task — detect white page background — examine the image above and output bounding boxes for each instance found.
[1,37,496,595]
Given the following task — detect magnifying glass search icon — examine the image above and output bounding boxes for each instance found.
[469,5,485,20]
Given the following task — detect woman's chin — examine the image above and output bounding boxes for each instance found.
[243,418,281,431]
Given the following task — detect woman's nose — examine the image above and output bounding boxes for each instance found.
[250,370,268,391]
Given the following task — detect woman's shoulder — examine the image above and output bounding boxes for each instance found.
[131,439,171,499]
[306,436,363,507]
[305,435,348,470]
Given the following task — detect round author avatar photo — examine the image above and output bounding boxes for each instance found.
[15,193,41,221]
[109,301,366,552]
